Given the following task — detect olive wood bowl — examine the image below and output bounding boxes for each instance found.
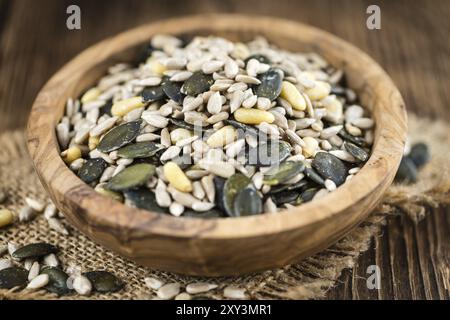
[26,14,407,276]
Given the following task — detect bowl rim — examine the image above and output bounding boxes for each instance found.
[26,14,407,241]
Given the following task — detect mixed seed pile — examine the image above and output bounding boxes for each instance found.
[56,35,375,218]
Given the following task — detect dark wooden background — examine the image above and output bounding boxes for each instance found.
[0,0,448,299]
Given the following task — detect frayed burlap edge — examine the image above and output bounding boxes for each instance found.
[0,114,449,300]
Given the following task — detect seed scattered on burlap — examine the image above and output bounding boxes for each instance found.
[27,261,40,281]
[0,259,13,271]
[175,292,192,300]
[25,198,45,212]
[157,282,181,300]
[186,282,218,294]
[144,277,164,290]
[0,209,14,228]
[223,286,247,299]
[26,274,49,290]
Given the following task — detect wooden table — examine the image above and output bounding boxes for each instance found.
[0,0,448,299]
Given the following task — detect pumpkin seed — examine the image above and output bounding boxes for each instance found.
[141,85,165,103]
[304,166,325,186]
[300,188,319,203]
[247,140,292,167]
[344,142,369,162]
[223,174,252,217]
[409,143,430,168]
[0,267,28,289]
[224,120,259,137]
[338,129,366,147]
[269,179,308,194]
[169,118,196,131]
[162,80,185,104]
[395,156,417,184]
[117,142,164,159]
[77,158,108,184]
[271,190,301,206]
[106,163,155,191]
[245,54,271,65]
[233,186,262,216]
[254,69,283,101]
[263,161,305,186]
[83,271,123,293]
[97,120,142,153]
[181,72,214,96]
[40,266,71,296]
[12,243,58,260]
[312,152,347,186]
[124,188,166,213]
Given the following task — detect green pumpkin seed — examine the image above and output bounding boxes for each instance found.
[12,243,58,260]
[233,186,262,217]
[169,118,196,131]
[124,188,166,213]
[162,80,184,104]
[300,188,319,203]
[224,120,259,137]
[245,54,271,65]
[271,190,301,206]
[183,208,225,219]
[83,271,123,293]
[117,142,164,159]
[395,156,417,184]
[97,120,142,153]
[247,140,292,167]
[106,163,155,191]
[270,179,309,194]
[304,166,325,186]
[409,143,430,168]
[77,158,107,184]
[181,72,214,96]
[40,266,71,296]
[312,152,347,186]
[338,129,366,147]
[254,69,283,101]
[263,161,305,186]
[0,267,28,289]
[223,174,252,217]
[141,86,165,103]
[344,142,369,162]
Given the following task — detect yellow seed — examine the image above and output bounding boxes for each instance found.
[146,59,167,75]
[63,146,82,164]
[305,81,331,101]
[0,209,14,228]
[88,136,100,150]
[234,109,275,125]
[164,162,192,193]
[280,81,306,111]
[111,96,145,117]
[81,87,101,104]
[170,128,193,144]
[95,186,123,202]
[206,126,237,148]
[302,137,319,158]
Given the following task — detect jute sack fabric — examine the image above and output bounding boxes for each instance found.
[0,114,449,300]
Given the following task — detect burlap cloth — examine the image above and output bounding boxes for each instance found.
[0,114,449,300]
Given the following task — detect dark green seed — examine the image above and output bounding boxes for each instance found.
[124,188,166,213]
[344,142,369,162]
[0,267,28,289]
[183,208,225,219]
[181,72,214,96]
[77,158,107,184]
[106,163,155,191]
[169,118,196,131]
[271,190,301,206]
[141,86,165,103]
[247,141,292,167]
[245,54,271,65]
[312,152,347,186]
[395,156,417,184]
[97,120,142,153]
[12,243,58,260]
[300,188,319,203]
[223,174,252,217]
[263,161,305,186]
[270,179,309,194]
[254,69,283,101]
[40,267,71,296]
[233,186,262,217]
[162,80,185,104]
[83,271,123,293]
[409,143,430,168]
[338,129,366,147]
[304,167,325,186]
[224,120,259,137]
[117,142,164,159]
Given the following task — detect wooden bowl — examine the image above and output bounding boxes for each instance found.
[26,14,407,276]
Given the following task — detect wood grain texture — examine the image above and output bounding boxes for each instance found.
[26,14,406,276]
[0,0,448,297]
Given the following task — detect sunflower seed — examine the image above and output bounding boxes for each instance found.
[145,277,164,290]
[19,205,36,222]
[0,259,13,271]
[43,253,59,267]
[73,275,92,296]
[157,283,181,300]
[186,282,218,294]
[28,261,40,281]
[48,218,69,235]
[223,286,247,299]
